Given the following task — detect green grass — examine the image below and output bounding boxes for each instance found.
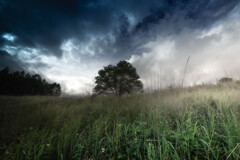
[1,83,240,159]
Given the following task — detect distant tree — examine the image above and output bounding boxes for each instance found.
[93,61,143,96]
[236,80,240,84]
[0,67,61,96]
[218,77,233,84]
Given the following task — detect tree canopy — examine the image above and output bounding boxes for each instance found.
[218,77,233,84]
[0,67,61,96]
[93,61,143,96]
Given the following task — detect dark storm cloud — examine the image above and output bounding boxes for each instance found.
[0,0,239,82]
[111,0,240,59]
[0,0,88,54]
[1,0,239,58]
[0,50,23,71]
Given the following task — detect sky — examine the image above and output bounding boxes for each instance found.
[1,0,240,94]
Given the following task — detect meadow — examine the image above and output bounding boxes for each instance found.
[0,82,240,160]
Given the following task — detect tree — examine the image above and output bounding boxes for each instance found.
[93,61,143,96]
[218,77,233,84]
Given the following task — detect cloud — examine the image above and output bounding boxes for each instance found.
[129,6,240,90]
[0,50,24,71]
[1,0,238,57]
[2,33,17,42]
[1,0,240,93]
[19,47,109,94]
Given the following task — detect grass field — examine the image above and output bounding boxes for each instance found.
[1,83,240,160]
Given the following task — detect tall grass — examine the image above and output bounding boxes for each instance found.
[0,83,240,159]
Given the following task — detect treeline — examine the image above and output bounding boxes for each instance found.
[0,67,61,96]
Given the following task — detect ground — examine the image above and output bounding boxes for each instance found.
[0,82,240,159]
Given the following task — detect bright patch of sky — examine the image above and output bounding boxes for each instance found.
[128,9,240,90]
[2,45,19,55]
[198,25,223,39]
[2,33,17,42]
[16,42,109,94]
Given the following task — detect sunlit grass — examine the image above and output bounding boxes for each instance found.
[1,83,240,159]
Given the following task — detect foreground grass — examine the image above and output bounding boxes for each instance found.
[0,83,240,159]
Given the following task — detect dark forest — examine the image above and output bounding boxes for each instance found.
[0,68,61,96]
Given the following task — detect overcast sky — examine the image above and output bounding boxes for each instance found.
[1,0,240,94]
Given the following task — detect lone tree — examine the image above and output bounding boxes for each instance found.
[93,61,143,96]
